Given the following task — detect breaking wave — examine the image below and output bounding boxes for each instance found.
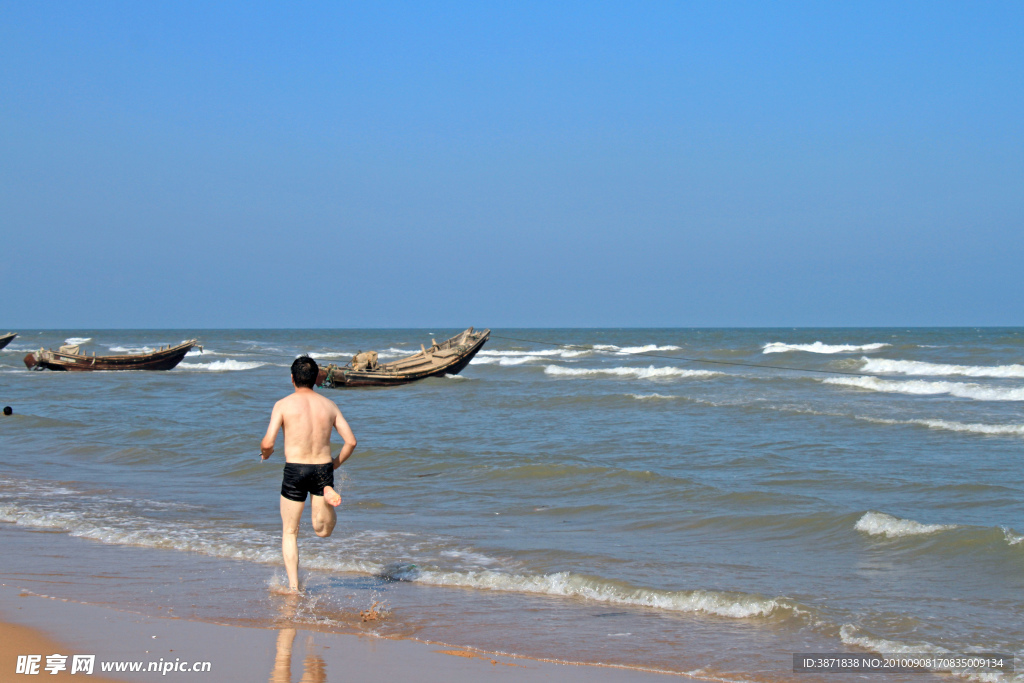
[824,377,1024,401]
[107,345,159,354]
[472,355,549,366]
[591,344,682,355]
[544,365,721,380]
[1003,528,1024,546]
[839,625,1021,683]
[861,417,1024,437]
[64,337,92,345]
[628,393,678,400]
[763,342,889,354]
[854,512,957,538]
[477,348,590,359]
[307,351,355,359]
[175,360,266,372]
[859,358,1024,378]
[386,566,788,619]
[0,498,788,621]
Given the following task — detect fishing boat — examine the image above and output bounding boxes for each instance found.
[0,332,16,350]
[24,339,201,372]
[317,327,490,388]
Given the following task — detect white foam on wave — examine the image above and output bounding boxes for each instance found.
[64,337,92,345]
[855,512,957,538]
[839,625,1020,683]
[629,393,677,400]
[478,348,590,360]
[307,351,354,359]
[545,365,721,380]
[864,416,1024,437]
[824,376,1024,402]
[1002,527,1024,546]
[860,358,1024,379]
[588,344,682,355]
[389,566,785,619]
[472,355,549,366]
[175,360,266,372]
[107,345,159,354]
[763,342,889,354]
[617,344,682,354]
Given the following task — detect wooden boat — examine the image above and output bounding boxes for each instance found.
[317,327,490,388]
[0,332,16,350]
[24,339,201,372]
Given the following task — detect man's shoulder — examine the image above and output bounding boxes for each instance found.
[314,392,341,412]
[275,393,303,410]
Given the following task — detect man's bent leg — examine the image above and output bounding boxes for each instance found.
[310,494,337,538]
[280,496,305,591]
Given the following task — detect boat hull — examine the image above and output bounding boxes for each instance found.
[24,340,199,372]
[0,333,16,350]
[318,328,489,388]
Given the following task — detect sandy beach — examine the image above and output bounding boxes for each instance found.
[0,584,674,682]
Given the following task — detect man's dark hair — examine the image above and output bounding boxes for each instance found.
[291,356,319,389]
[2,406,11,416]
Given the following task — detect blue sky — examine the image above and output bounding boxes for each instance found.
[2,2,1022,328]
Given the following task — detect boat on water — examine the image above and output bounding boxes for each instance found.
[24,339,201,372]
[0,332,16,350]
[317,327,490,388]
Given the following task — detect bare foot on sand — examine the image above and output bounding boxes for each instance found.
[323,486,341,507]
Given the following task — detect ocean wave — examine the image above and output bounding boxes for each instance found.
[616,345,682,354]
[107,345,159,354]
[763,342,890,354]
[588,344,682,355]
[860,358,1024,378]
[545,365,721,380]
[383,566,787,619]
[824,376,1024,401]
[471,355,549,366]
[1002,527,1024,546]
[854,512,957,538]
[307,351,354,359]
[863,417,1024,437]
[839,625,1021,683]
[64,337,92,345]
[175,360,266,372]
[629,393,678,400]
[478,348,589,360]
[0,499,788,620]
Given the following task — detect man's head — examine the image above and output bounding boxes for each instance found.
[291,355,319,389]
[3,406,11,416]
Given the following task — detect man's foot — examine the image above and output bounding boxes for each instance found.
[323,486,341,507]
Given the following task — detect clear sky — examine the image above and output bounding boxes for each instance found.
[2,2,1022,328]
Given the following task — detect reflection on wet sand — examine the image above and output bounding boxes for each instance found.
[270,594,326,683]
[270,629,326,683]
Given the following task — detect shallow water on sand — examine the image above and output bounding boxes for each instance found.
[1,328,1022,681]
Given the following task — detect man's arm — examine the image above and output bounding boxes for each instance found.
[332,410,357,469]
[260,402,284,460]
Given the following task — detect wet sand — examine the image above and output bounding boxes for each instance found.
[0,584,676,681]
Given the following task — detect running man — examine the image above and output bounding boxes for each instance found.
[261,355,357,593]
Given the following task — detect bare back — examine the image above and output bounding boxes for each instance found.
[261,387,355,465]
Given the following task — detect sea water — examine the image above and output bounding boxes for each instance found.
[1,329,1021,681]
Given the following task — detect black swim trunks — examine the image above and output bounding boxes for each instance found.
[281,462,334,502]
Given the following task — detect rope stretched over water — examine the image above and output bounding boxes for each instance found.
[488,334,881,378]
